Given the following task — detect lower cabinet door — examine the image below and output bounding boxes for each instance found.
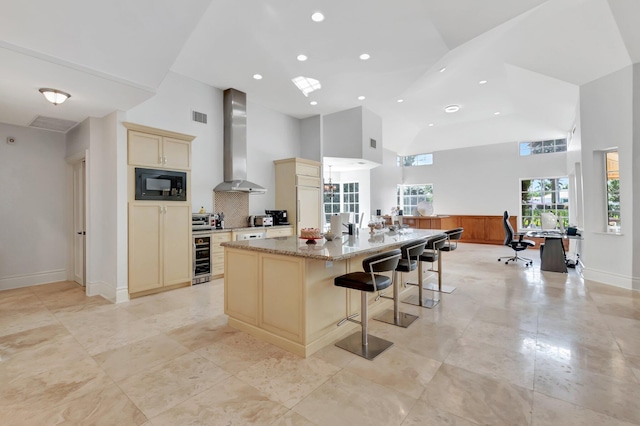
[163,205,192,286]
[129,204,162,293]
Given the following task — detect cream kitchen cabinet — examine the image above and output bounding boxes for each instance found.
[266,226,293,238]
[128,204,192,296]
[274,158,322,236]
[124,123,193,170]
[212,231,231,278]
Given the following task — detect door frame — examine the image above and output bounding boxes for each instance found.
[66,150,89,291]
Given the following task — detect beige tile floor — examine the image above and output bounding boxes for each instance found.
[1,243,639,425]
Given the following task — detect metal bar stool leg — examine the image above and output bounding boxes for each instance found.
[335,290,393,360]
[374,271,419,327]
[403,259,439,308]
[424,249,456,293]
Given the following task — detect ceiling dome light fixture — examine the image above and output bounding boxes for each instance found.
[428,123,435,127]
[311,12,325,22]
[479,80,488,85]
[297,54,308,62]
[397,99,404,103]
[359,53,370,60]
[494,111,501,115]
[444,104,460,113]
[253,74,263,80]
[310,101,318,106]
[39,88,71,105]
[439,67,447,73]
[358,95,365,100]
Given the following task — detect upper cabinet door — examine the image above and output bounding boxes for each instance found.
[128,131,191,170]
[128,131,163,167]
[162,137,191,170]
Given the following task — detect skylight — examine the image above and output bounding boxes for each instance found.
[292,76,321,97]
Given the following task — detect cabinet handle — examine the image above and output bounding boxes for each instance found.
[163,156,167,165]
[159,156,163,165]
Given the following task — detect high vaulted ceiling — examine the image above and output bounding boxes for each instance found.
[0,0,637,154]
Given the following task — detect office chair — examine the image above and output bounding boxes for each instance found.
[498,211,535,266]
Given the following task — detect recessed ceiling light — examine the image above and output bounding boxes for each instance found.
[297,54,308,62]
[358,95,365,100]
[359,53,370,60]
[292,76,321,97]
[428,123,434,127]
[494,111,501,115]
[253,74,263,80]
[397,99,404,103]
[310,101,318,106]
[439,67,447,73]
[311,12,324,22]
[444,104,460,113]
[479,80,488,85]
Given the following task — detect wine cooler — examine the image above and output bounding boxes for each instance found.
[193,234,211,285]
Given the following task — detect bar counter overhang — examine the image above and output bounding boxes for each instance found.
[221,229,446,357]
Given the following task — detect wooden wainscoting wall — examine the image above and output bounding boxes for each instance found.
[384,214,519,246]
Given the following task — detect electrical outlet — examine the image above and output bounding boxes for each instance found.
[7,137,16,144]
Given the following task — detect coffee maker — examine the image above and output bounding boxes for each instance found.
[265,210,289,226]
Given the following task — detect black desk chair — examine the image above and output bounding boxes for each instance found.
[499,210,535,266]
[334,250,401,360]
[374,239,426,328]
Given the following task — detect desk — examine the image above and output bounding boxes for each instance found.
[525,231,582,273]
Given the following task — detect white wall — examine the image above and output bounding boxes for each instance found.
[0,123,68,289]
[361,107,383,165]
[580,65,636,289]
[300,115,322,162]
[66,119,90,159]
[332,169,372,227]
[126,72,223,214]
[370,148,402,215]
[246,100,302,215]
[402,141,567,219]
[323,107,363,160]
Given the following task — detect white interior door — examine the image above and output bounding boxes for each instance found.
[73,160,86,286]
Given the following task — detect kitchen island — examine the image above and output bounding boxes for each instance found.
[221,229,445,357]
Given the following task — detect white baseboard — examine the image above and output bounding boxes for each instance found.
[86,281,130,304]
[86,280,110,299]
[115,287,130,304]
[583,267,639,291]
[0,269,67,291]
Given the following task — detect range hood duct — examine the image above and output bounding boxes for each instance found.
[214,88,266,194]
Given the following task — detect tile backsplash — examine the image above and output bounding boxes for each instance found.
[213,192,249,228]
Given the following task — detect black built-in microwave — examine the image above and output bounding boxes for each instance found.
[135,168,187,201]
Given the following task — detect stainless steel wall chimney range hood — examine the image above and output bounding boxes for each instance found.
[214,88,266,194]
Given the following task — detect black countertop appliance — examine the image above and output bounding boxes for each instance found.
[265,210,289,226]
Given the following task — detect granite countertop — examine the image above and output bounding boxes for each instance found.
[220,228,446,261]
[194,224,292,234]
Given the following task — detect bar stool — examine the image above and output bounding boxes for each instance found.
[334,249,401,360]
[404,233,447,308]
[428,227,464,294]
[374,239,426,328]
[441,227,464,252]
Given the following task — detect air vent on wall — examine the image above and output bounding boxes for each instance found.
[29,115,79,133]
[370,138,377,149]
[192,110,207,124]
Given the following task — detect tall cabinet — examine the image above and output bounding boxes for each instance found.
[274,158,322,236]
[124,122,195,297]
